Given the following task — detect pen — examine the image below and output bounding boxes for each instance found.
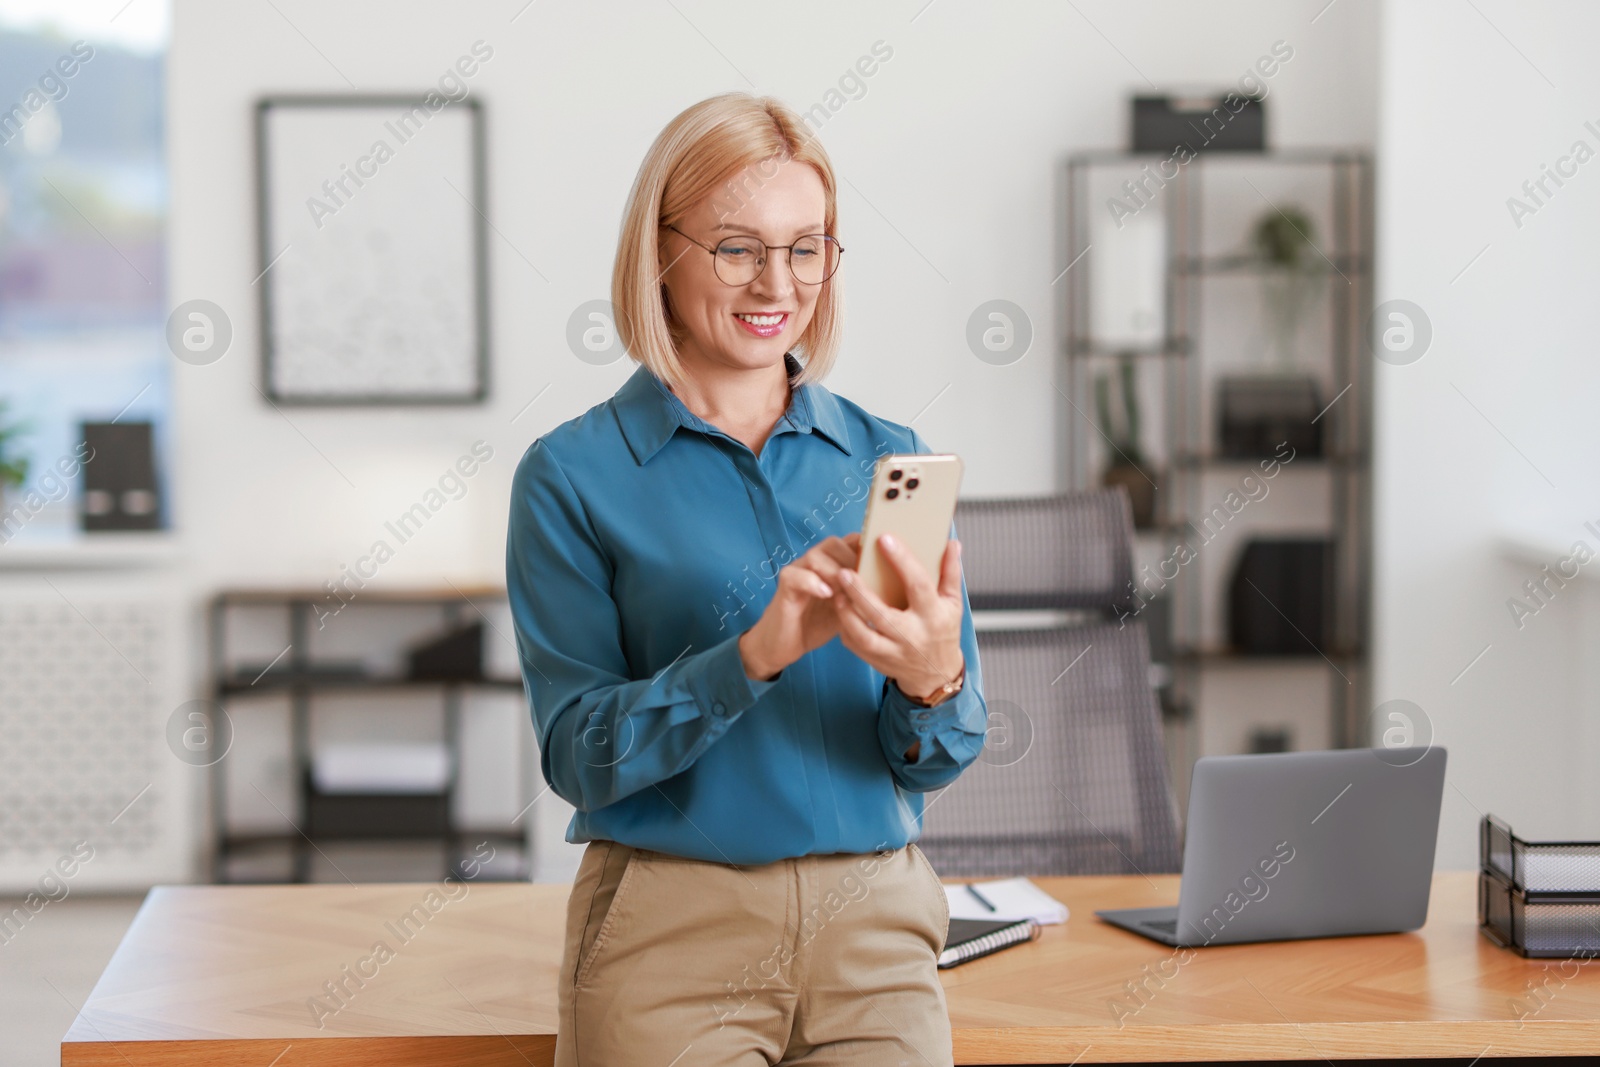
[965,883,997,912]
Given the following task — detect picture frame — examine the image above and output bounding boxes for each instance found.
[254,95,489,405]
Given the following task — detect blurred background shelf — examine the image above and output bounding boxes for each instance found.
[1173,253,1371,275]
[0,532,180,570]
[1063,149,1374,806]
[207,587,535,884]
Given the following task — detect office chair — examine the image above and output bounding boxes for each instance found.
[917,489,1183,878]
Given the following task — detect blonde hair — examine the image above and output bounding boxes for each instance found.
[612,93,842,390]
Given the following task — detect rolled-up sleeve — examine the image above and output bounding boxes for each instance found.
[507,440,776,812]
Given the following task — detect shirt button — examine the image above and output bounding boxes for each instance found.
[915,711,931,722]
[712,701,728,717]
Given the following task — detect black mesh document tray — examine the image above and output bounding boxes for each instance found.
[1483,814,1600,893]
[1479,815,1600,958]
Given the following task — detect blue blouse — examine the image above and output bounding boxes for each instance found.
[506,358,988,866]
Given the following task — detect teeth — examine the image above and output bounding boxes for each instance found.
[736,313,785,326]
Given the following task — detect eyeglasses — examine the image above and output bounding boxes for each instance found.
[666,224,844,286]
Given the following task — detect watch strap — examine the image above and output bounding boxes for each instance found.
[907,663,965,708]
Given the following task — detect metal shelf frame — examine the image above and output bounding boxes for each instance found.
[206,589,532,884]
[1062,150,1375,774]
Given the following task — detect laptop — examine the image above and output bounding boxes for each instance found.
[1097,746,1447,947]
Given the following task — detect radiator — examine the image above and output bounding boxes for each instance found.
[0,581,193,891]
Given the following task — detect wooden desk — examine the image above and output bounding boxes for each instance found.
[62,873,1600,1065]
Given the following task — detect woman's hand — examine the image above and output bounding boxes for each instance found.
[833,533,965,701]
[738,536,859,681]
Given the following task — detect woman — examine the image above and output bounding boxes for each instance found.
[507,92,987,1067]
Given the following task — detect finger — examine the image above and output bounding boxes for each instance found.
[837,574,937,677]
[937,539,963,601]
[843,532,861,550]
[803,541,853,582]
[805,551,847,586]
[779,563,835,601]
[834,594,899,662]
[876,533,940,612]
[815,536,858,569]
[836,567,900,631]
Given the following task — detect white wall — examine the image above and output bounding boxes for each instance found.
[168,0,1379,877]
[1376,0,1600,867]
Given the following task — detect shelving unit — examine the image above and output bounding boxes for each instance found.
[1062,149,1373,795]
[208,587,532,884]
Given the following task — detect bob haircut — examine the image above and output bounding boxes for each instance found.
[612,93,842,390]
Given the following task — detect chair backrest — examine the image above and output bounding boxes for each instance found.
[918,621,1181,877]
[919,489,1181,878]
[954,490,1136,613]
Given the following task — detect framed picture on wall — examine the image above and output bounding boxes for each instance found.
[255,95,489,404]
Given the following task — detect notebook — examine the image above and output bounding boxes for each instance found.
[944,877,1069,924]
[938,917,1042,969]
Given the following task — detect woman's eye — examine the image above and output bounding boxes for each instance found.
[719,244,756,258]
[792,247,816,258]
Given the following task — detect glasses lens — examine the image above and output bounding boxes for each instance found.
[790,235,838,285]
[713,237,765,285]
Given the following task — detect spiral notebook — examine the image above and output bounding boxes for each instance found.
[937,917,1042,969]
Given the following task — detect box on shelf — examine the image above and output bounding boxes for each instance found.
[1227,538,1331,655]
[1217,375,1324,459]
[312,742,453,795]
[408,621,485,680]
[1131,94,1265,155]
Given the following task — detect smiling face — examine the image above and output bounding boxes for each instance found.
[660,157,827,379]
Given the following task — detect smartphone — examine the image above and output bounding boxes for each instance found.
[856,453,964,609]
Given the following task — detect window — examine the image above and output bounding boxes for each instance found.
[0,1,169,544]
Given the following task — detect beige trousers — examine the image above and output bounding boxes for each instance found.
[554,839,953,1067]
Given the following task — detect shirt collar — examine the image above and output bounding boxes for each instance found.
[613,353,853,465]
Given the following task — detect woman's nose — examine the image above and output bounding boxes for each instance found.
[750,253,796,301]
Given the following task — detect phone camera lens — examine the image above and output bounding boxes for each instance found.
[885,487,900,500]
[888,469,903,481]
[905,478,920,490]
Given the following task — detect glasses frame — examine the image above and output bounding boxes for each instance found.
[665,224,845,287]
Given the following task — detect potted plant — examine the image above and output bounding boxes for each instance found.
[1095,355,1157,528]
[1250,206,1323,369]
[0,400,29,513]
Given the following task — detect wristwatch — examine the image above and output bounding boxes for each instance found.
[904,663,965,708]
